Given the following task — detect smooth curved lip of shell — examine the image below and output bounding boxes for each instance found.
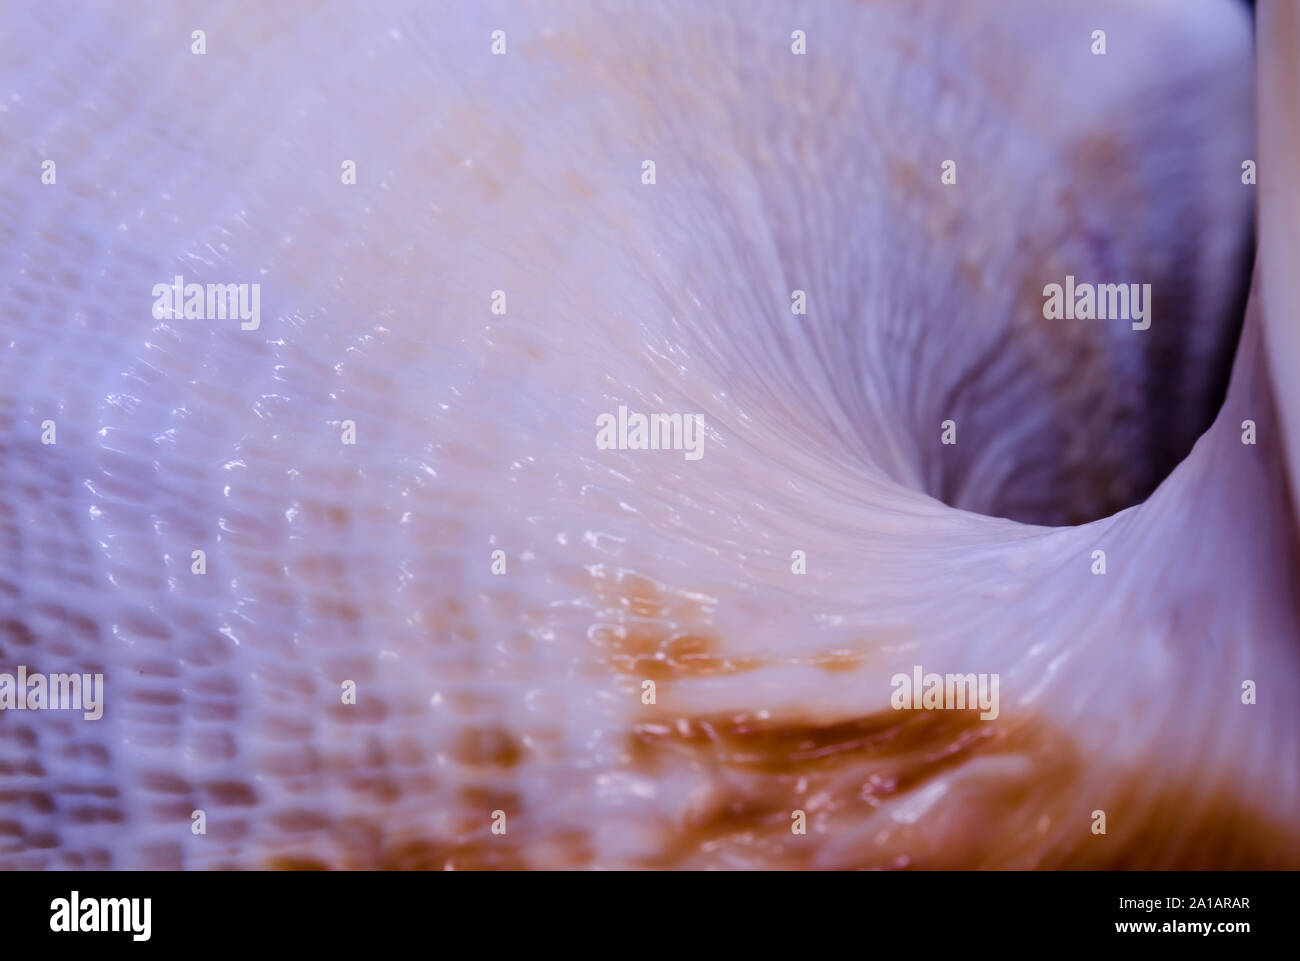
[1256,0,1300,529]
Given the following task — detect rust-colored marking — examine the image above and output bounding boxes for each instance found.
[252,703,1299,870]
[622,708,1300,869]
[582,566,760,679]
[451,726,523,769]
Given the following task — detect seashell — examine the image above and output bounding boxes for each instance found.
[0,0,1294,870]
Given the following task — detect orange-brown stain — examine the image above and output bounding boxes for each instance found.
[450,726,523,769]
[583,566,863,680]
[620,708,1300,869]
[245,567,1300,869]
[259,702,1300,869]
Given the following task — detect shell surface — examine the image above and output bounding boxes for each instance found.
[0,0,1295,869]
